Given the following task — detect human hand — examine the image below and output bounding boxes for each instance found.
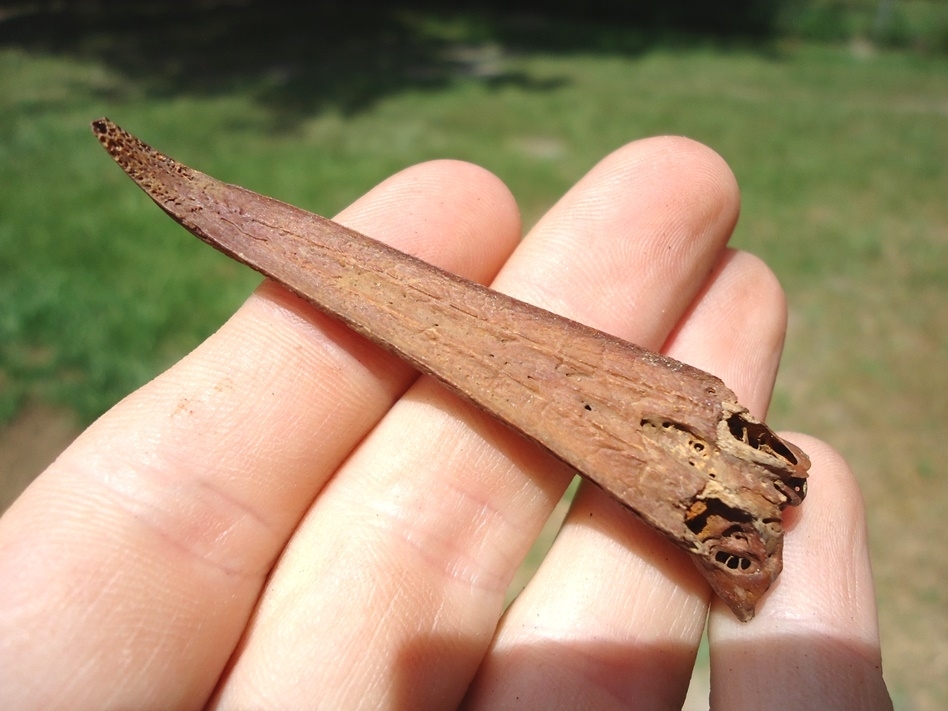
[0,138,891,709]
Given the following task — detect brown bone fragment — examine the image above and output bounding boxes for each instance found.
[91,117,809,621]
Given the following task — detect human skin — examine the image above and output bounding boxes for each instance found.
[0,137,892,709]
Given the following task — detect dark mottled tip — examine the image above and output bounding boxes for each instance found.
[91,117,198,207]
[91,116,134,162]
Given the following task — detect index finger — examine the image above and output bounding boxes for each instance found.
[0,159,521,709]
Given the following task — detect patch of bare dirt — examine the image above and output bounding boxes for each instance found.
[0,404,80,513]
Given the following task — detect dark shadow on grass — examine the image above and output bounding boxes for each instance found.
[0,0,780,129]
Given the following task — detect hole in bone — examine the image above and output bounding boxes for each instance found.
[715,550,752,570]
[775,476,808,505]
[726,413,798,464]
[685,497,752,536]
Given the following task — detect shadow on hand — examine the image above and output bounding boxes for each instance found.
[390,628,890,709]
[708,633,892,709]
[397,632,700,709]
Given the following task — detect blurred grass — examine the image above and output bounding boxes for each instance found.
[1,10,946,710]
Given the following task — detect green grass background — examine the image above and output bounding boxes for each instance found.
[1,6,946,709]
